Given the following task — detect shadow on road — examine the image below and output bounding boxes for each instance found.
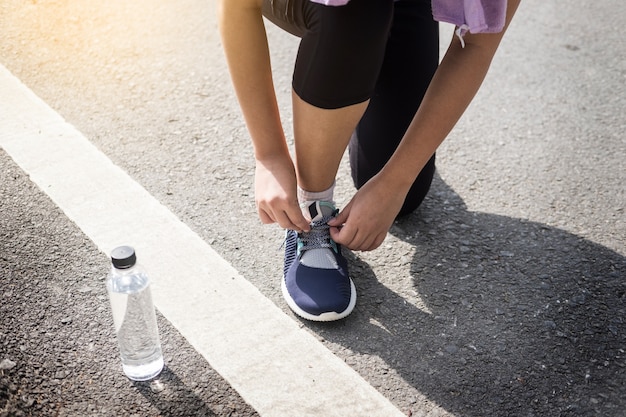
[133,366,217,417]
[308,174,625,416]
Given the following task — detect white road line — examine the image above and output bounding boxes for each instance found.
[0,64,407,417]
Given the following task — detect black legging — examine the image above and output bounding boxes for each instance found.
[262,0,439,215]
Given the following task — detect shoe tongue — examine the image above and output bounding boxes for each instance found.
[300,201,338,270]
[304,201,335,223]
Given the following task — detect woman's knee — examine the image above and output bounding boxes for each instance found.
[293,0,394,109]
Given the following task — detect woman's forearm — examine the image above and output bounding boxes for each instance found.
[218,0,290,161]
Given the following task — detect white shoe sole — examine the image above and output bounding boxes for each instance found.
[281,278,357,322]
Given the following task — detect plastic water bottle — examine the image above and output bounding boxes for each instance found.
[106,246,164,381]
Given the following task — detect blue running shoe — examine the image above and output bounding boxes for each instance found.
[282,201,356,321]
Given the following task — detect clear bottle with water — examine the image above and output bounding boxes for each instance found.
[106,246,163,381]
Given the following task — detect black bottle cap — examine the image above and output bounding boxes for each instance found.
[111,246,137,269]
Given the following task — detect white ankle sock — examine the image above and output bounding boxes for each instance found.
[297,182,335,205]
[297,183,338,269]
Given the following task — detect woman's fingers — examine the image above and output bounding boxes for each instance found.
[258,204,310,232]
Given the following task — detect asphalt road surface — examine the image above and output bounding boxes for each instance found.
[1,0,624,416]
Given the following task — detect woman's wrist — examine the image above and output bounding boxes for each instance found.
[254,147,292,166]
[378,160,421,195]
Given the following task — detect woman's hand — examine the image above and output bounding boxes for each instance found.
[255,155,311,233]
[328,173,406,251]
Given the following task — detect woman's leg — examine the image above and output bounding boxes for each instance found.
[262,0,396,321]
[293,0,395,192]
[293,95,369,192]
[263,0,394,193]
[349,0,439,215]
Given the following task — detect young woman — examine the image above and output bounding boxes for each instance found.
[218,0,521,321]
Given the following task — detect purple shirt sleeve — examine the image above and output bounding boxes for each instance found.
[432,0,507,34]
[309,0,351,5]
